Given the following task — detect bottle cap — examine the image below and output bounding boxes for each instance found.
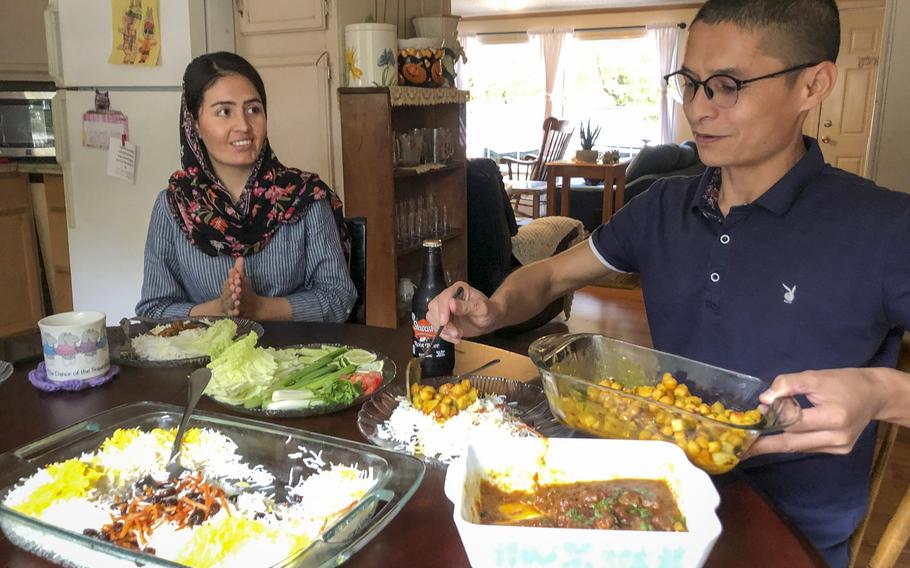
[422,239,442,248]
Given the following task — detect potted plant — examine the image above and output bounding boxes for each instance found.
[575,120,600,163]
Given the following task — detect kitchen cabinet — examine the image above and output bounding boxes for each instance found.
[339,87,468,328]
[0,172,44,337]
[0,0,51,81]
[236,0,327,34]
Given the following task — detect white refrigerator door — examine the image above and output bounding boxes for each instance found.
[52,0,209,88]
[56,89,181,322]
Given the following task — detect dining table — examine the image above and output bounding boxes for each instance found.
[0,321,827,567]
[545,159,629,223]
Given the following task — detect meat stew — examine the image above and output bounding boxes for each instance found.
[478,478,686,532]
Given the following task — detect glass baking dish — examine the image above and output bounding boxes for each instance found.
[529,333,801,474]
[0,401,425,567]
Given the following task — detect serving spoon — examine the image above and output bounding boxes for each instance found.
[166,367,213,480]
[406,287,463,403]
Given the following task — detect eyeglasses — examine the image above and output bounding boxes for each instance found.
[663,62,821,108]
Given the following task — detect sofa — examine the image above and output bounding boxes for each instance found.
[554,141,706,233]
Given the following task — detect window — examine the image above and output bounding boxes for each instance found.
[464,39,544,160]
[560,35,660,157]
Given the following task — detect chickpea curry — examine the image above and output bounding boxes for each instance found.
[559,372,763,474]
[409,379,480,422]
[478,478,686,532]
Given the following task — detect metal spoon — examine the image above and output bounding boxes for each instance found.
[406,286,464,403]
[166,367,212,480]
[451,358,501,382]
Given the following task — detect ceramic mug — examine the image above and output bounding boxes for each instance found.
[38,311,110,381]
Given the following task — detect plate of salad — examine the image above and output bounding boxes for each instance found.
[110,317,264,367]
[202,333,395,418]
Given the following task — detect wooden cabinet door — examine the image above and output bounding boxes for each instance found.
[0,173,44,337]
[43,175,73,313]
[237,0,327,34]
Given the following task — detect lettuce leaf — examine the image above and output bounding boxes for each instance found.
[170,319,238,358]
[204,332,277,404]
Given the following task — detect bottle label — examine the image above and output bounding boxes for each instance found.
[412,317,435,356]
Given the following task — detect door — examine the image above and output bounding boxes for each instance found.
[0,173,44,337]
[247,53,334,184]
[804,4,884,174]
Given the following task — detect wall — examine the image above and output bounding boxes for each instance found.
[0,0,51,81]
[457,5,701,145]
[235,0,450,199]
[866,0,910,194]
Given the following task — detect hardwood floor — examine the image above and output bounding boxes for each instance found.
[476,284,909,567]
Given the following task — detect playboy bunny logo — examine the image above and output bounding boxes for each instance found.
[782,283,796,304]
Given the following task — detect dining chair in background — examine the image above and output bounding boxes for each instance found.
[849,333,910,568]
[344,217,367,325]
[500,116,574,218]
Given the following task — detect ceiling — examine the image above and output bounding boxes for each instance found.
[452,0,696,17]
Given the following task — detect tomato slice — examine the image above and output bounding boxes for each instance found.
[348,371,382,395]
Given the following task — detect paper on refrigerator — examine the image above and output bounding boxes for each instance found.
[106,137,138,183]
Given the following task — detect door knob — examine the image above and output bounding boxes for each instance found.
[823,120,833,128]
[820,136,831,144]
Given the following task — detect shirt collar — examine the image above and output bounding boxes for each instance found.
[692,136,826,220]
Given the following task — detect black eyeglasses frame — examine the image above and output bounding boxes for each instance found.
[663,61,823,106]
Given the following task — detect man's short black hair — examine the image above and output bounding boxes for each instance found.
[693,0,840,67]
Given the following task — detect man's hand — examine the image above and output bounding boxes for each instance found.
[426,282,500,343]
[746,368,885,457]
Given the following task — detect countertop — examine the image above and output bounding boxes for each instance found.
[0,162,62,176]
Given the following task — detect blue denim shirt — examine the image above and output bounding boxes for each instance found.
[590,137,910,567]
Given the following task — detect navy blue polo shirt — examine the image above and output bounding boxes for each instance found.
[591,137,910,567]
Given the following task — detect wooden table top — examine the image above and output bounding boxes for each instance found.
[0,322,825,567]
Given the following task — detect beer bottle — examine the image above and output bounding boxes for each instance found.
[411,239,455,377]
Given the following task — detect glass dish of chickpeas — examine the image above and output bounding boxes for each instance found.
[528,334,802,474]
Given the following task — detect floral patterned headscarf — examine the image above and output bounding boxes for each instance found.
[166,94,349,258]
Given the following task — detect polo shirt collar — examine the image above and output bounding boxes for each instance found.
[692,136,825,219]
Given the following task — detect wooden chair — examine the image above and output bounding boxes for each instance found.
[500,117,574,218]
[849,334,910,568]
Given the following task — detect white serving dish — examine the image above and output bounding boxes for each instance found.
[444,438,722,568]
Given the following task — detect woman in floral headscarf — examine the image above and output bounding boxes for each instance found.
[136,52,356,322]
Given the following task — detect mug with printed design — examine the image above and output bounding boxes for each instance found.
[38,311,110,381]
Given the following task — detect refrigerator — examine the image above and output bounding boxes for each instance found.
[45,0,235,323]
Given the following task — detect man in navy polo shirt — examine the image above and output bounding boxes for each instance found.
[427,0,910,566]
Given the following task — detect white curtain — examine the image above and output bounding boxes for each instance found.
[528,28,572,120]
[648,23,682,144]
[455,33,478,91]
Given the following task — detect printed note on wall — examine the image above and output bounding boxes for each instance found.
[109,0,160,66]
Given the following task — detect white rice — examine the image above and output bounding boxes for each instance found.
[132,327,208,361]
[2,428,377,567]
[376,395,539,464]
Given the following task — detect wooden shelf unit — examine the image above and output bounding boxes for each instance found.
[339,87,468,329]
